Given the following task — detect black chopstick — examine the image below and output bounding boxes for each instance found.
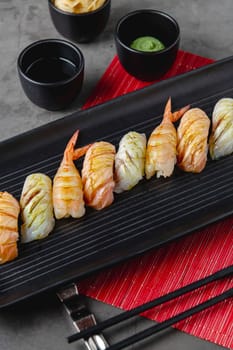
[67,265,233,344]
[106,287,233,350]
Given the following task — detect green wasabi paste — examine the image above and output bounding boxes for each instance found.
[130,36,165,52]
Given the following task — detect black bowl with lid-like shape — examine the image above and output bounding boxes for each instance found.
[48,0,111,43]
[17,39,84,110]
[114,9,180,81]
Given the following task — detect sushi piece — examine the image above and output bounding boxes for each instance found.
[20,173,55,243]
[114,131,146,193]
[0,191,20,264]
[82,141,116,210]
[145,98,189,179]
[177,108,210,173]
[53,130,90,219]
[209,97,233,160]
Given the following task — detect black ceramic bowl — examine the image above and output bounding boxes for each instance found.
[17,39,84,111]
[114,9,180,81]
[48,0,111,43]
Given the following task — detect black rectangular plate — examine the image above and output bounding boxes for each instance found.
[1,56,233,308]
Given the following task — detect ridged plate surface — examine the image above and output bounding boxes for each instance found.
[0,56,233,308]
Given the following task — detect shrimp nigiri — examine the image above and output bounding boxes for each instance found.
[209,98,233,160]
[82,141,116,210]
[145,98,189,179]
[53,130,90,219]
[0,191,20,264]
[114,131,146,193]
[20,173,55,243]
[177,108,210,173]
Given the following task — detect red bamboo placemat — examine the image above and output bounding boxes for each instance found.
[78,50,233,349]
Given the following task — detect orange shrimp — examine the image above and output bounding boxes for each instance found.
[82,141,116,210]
[145,98,189,179]
[53,130,90,219]
[0,191,20,264]
[177,108,210,173]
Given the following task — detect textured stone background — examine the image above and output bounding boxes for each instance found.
[0,0,233,141]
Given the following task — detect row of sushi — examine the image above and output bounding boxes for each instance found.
[0,97,233,265]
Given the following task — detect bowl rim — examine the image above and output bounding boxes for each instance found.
[114,9,180,56]
[17,38,84,87]
[48,0,111,17]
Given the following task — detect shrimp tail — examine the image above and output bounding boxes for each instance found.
[63,130,79,163]
[163,97,173,121]
[172,104,190,122]
[163,97,189,123]
[73,144,92,160]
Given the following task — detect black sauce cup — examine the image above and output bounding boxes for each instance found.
[114,9,180,81]
[17,39,84,111]
[48,0,111,43]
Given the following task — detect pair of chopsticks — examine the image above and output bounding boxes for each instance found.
[67,265,233,350]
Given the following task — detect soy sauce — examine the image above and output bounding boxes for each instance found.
[25,57,77,83]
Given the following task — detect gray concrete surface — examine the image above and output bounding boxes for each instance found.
[0,0,232,349]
